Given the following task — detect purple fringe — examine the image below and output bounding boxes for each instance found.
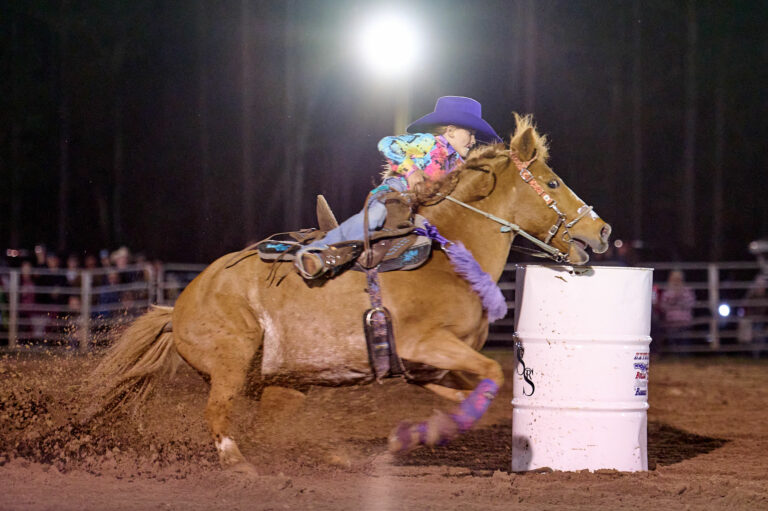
[414,223,508,322]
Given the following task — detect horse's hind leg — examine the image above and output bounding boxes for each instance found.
[201,335,259,472]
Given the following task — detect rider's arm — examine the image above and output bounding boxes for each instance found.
[377,134,437,182]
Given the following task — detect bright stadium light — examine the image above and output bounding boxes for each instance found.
[356,13,420,77]
[718,303,731,317]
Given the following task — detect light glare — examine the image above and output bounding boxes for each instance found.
[357,14,419,77]
[718,303,731,317]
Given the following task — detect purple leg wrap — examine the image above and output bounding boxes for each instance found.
[388,379,500,453]
[450,379,499,433]
[417,422,428,444]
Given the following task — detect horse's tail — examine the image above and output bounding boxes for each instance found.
[84,305,181,418]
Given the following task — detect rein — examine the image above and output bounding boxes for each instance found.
[438,194,567,262]
[436,151,595,263]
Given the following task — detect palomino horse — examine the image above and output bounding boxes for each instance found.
[90,115,611,472]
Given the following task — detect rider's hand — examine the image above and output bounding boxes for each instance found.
[406,169,425,190]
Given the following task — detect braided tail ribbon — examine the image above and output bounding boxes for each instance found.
[389,379,500,453]
[413,221,508,322]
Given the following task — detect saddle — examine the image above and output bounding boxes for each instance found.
[255,193,432,275]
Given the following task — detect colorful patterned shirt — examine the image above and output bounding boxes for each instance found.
[377,133,464,183]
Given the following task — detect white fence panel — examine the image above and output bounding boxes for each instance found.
[1,261,766,354]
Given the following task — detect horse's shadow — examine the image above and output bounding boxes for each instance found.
[380,421,727,473]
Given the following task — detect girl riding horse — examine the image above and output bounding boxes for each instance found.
[292,96,502,279]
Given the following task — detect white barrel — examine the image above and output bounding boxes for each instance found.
[511,264,652,472]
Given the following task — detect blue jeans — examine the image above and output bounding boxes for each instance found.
[304,177,407,250]
[305,200,387,249]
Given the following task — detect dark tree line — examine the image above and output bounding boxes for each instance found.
[1,0,766,262]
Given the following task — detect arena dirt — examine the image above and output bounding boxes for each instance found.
[1,349,767,510]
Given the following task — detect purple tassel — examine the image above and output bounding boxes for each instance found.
[414,222,508,322]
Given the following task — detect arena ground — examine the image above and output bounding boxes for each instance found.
[1,350,767,510]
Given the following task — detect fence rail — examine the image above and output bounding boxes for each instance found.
[488,261,767,354]
[2,261,766,355]
[0,263,204,351]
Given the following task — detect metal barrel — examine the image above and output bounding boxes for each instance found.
[511,265,653,472]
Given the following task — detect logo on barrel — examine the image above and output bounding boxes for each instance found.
[633,352,649,396]
[514,340,535,396]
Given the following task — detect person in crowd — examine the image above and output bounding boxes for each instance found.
[33,244,47,269]
[65,253,81,288]
[99,249,112,269]
[83,252,105,288]
[743,274,767,342]
[289,96,501,279]
[658,269,696,347]
[110,246,141,283]
[96,270,130,323]
[38,252,68,307]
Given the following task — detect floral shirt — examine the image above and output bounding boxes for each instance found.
[378,133,464,183]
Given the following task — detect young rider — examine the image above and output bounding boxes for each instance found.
[296,96,501,279]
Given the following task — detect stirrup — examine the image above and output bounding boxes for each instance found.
[294,241,364,280]
[295,249,326,279]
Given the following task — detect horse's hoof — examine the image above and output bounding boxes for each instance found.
[387,421,419,454]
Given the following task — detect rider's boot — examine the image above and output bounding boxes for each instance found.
[294,241,363,279]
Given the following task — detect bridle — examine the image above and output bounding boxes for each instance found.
[436,151,596,263]
[511,152,595,244]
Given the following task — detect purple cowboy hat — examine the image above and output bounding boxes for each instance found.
[407,96,501,143]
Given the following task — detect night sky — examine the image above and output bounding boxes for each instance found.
[2,0,767,263]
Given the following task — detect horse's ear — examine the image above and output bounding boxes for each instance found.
[514,127,537,161]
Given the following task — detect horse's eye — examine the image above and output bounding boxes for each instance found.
[547,180,559,189]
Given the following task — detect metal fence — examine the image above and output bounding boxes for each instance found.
[2,261,766,355]
[0,263,205,352]
[488,261,768,354]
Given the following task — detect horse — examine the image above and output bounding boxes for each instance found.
[88,114,611,473]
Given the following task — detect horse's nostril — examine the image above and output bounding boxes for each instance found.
[601,224,612,241]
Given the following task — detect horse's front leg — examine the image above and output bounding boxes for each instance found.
[389,333,503,453]
[422,371,480,402]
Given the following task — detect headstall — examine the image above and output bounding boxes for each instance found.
[436,151,597,263]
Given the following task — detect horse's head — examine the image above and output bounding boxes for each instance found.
[502,114,611,264]
[447,114,610,265]
[416,114,610,265]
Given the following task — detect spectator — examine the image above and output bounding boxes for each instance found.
[110,246,141,283]
[98,271,122,318]
[33,244,47,269]
[658,269,696,348]
[65,253,81,288]
[83,252,105,288]
[38,252,68,307]
[99,249,111,269]
[84,253,99,270]
[110,246,131,268]
[743,274,767,342]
